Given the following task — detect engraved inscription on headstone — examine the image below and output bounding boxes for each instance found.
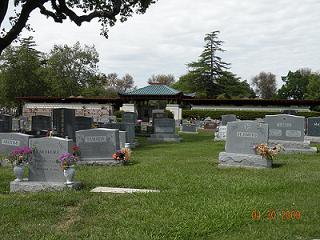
[76,128,120,162]
[29,137,72,182]
[264,114,304,142]
[225,121,269,155]
[0,133,32,155]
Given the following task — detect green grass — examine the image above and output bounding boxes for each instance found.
[1,132,320,239]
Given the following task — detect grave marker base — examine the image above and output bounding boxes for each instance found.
[219,152,272,169]
[269,140,317,154]
[148,134,181,142]
[78,159,125,166]
[10,180,82,193]
[305,136,320,143]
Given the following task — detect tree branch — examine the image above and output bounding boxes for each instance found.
[0,0,9,27]
[57,0,121,26]
[0,0,49,55]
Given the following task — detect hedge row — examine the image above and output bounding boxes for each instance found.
[182,110,320,120]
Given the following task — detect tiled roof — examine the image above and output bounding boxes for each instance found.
[122,85,182,96]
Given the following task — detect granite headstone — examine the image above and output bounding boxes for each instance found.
[53,108,76,140]
[29,137,73,182]
[76,128,120,165]
[221,114,237,126]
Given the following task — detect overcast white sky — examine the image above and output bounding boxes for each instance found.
[8,0,320,87]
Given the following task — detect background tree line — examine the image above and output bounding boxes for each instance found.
[0,37,136,107]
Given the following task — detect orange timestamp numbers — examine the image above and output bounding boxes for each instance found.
[252,209,301,222]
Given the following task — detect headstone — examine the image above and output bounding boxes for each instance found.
[12,119,20,131]
[148,118,181,142]
[204,122,218,130]
[75,116,93,131]
[214,126,227,141]
[119,131,128,148]
[53,109,75,140]
[152,110,167,122]
[76,128,120,165]
[307,117,320,136]
[31,115,52,132]
[10,137,81,192]
[29,137,73,182]
[0,133,32,156]
[221,114,237,126]
[122,112,137,124]
[0,114,12,132]
[180,124,197,134]
[219,121,271,168]
[282,109,298,115]
[265,114,304,142]
[265,114,316,153]
[103,123,136,147]
[305,117,320,143]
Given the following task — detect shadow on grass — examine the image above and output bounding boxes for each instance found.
[272,163,286,168]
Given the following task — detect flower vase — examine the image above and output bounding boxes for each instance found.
[13,165,24,182]
[63,167,75,184]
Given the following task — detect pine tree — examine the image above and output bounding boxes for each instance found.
[187,31,230,97]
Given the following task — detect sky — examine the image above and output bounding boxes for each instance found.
[5,0,320,88]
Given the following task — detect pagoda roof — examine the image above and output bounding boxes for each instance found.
[121,85,182,96]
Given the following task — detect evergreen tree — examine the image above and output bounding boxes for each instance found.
[187,31,230,97]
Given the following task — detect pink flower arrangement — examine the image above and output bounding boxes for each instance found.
[8,146,33,166]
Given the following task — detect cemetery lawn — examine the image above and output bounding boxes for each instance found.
[1,132,320,240]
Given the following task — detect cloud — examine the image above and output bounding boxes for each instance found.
[5,0,320,88]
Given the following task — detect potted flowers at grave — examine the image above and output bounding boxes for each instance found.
[112,148,131,165]
[59,145,81,184]
[7,146,33,182]
[254,143,284,163]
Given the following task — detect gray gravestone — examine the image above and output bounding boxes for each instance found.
[12,119,20,131]
[76,128,120,165]
[75,116,93,131]
[53,108,76,140]
[214,126,227,141]
[154,118,175,134]
[219,121,271,168]
[264,114,304,142]
[0,133,32,155]
[103,123,135,145]
[221,114,237,126]
[307,117,320,136]
[0,114,12,132]
[181,124,197,133]
[122,112,137,124]
[225,121,269,155]
[148,118,180,142]
[152,110,167,122]
[32,115,52,132]
[29,137,73,182]
[119,131,128,148]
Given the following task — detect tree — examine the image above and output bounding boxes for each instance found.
[217,71,255,98]
[147,74,175,85]
[304,72,320,100]
[0,0,156,55]
[251,72,277,99]
[44,42,99,97]
[0,37,48,107]
[171,72,198,94]
[277,68,312,100]
[187,31,230,97]
[102,73,135,93]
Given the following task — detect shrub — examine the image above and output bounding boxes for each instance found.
[182,110,320,120]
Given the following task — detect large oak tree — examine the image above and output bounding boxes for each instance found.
[0,0,156,55]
